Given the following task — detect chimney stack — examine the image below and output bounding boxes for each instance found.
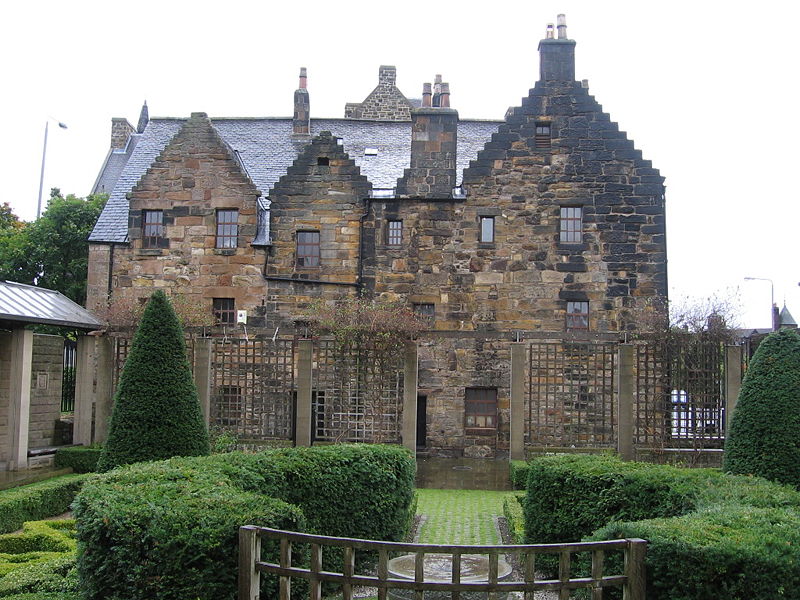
[396,76,458,198]
[293,67,310,137]
[110,118,134,150]
[538,14,576,82]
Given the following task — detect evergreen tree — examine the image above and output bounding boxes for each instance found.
[724,328,800,488]
[98,290,210,471]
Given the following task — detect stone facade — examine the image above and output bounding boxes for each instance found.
[28,335,64,449]
[345,65,413,121]
[0,333,10,467]
[99,112,268,326]
[87,19,666,457]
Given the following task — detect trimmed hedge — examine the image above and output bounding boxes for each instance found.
[524,454,800,599]
[98,290,209,471]
[502,493,525,544]
[75,444,416,600]
[509,460,528,490]
[0,476,88,534]
[0,556,77,598]
[0,520,76,577]
[53,446,103,474]
[725,328,800,488]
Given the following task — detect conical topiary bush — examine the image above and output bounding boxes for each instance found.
[98,290,209,471]
[724,328,800,488]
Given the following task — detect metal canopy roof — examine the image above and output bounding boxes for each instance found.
[0,281,102,330]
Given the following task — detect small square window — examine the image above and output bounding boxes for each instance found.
[317,157,329,166]
[560,206,583,244]
[216,209,238,249]
[480,216,495,243]
[535,122,551,148]
[387,220,403,246]
[213,298,236,325]
[566,301,589,331]
[142,210,164,249]
[413,303,435,326]
[465,388,497,429]
[297,231,320,267]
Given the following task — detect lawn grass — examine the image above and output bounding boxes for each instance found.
[414,489,518,545]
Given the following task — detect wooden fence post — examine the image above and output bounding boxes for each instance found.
[295,339,313,447]
[617,344,635,461]
[238,526,261,600]
[724,345,742,439]
[194,337,213,427]
[510,343,526,460]
[402,341,418,455]
[623,538,647,600]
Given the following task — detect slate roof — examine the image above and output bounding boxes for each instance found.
[0,281,103,330]
[89,116,500,244]
[90,135,141,195]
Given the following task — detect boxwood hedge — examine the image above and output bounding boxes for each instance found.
[0,476,88,534]
[53,446,103,474]
[524,454,800,599]
[74,444,416,600]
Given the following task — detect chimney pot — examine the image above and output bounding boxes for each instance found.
[557,14,567,39]
[299,67,307,89]
[422,83,432,107]
[546,23,554,39]
[440,82,450,108]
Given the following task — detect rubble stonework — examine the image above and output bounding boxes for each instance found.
[87,18,666,457]
[345,65,414,121]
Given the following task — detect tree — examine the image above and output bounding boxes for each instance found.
[724,328,800,488]
[98,290,210,471]
[0,202,23,231]
[0,189,107,305]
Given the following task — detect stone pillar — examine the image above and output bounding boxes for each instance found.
[725,345,743,438]
[510,343,526,460]
[402,342,418,455]
[295,340,313,447]
[193,338,213,427]
[93,336,114,444]
[73,335,96,446]
[8,329,33,470]
[617,344,635,461]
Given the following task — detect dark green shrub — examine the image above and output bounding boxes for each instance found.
[588,506,800,599]
[0,476,88,534]
[75,444,416,600]
[525,454,800,599]
[98,290,209,472]
[724,328,800,488]
[509,460,528,490]
[53,446,103,473]
[502,493,525,544]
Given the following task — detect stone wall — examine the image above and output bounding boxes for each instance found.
[264,131,372,329]
[105,112,268,328]
[344,66,413,121]
[28,335,64,449]
[111,118,134,150]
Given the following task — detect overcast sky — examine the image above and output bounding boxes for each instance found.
[1,1,798,328]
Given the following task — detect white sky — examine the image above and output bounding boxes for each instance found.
[1,0,798,328]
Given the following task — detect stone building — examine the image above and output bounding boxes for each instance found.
[87,16,666,457]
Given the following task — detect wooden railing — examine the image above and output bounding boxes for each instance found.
[239,526,646,600]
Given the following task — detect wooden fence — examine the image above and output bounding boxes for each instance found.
[239,526,646,600]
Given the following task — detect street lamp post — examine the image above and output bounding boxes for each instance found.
[744,276,775,330]
[37,119,68,219]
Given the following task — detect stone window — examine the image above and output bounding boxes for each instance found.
[213,298,236,325]
[216,209,238,249]
[480,216,495,243]
[566,301,589,331]
[535,122,552,148]
[465,387,497,430]
[560,206,583,244]
[141,210,164,249]
[296,231,320,267]
[317,157,330,166]
[413,303,435,326]
[387,220,403,246]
